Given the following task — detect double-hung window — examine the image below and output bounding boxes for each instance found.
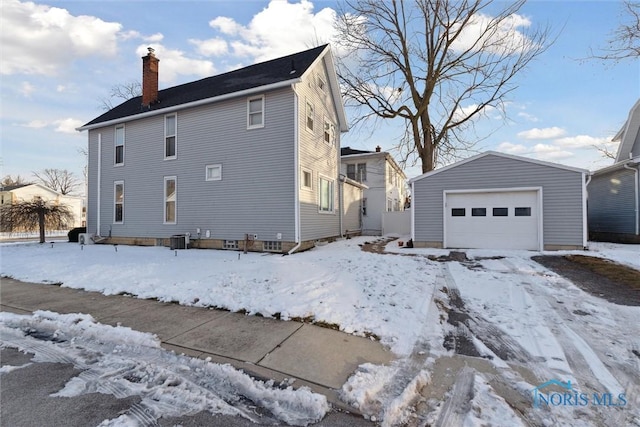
[319,176,334,213]
[306,101,314,132]
[114,181,124,223]
[165,114,176,159]
[164,176,177,224]
[115,125,124,165]
[247,96,264,129]
[323,118,335,145]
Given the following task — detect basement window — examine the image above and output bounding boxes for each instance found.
[263,241,282,252]
[223,240,238,250]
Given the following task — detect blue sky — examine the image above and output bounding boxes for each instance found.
[1,0,638,186]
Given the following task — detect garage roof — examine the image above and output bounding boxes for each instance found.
[409,151,588,183]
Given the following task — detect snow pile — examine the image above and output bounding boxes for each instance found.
[0,311,329,426]
[0,238,440,355]
[340,362,430,427]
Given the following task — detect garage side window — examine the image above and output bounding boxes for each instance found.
[493,207,508,216]
[471,208,486,216]
[451,208,465,217]
[515,207,532,216]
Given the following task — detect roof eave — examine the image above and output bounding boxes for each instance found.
[409,151,588,183]
[77,78,302,132]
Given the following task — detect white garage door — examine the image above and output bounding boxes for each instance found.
[444,190,540,250]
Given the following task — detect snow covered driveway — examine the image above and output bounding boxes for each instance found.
[1,238,639,426]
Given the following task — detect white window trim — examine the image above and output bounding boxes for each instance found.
[318,174,335,214]
[164,113,177,160]
[164,176,177,224]
[301,167,312,190]
[306,100,314,133]
[113,180,124,224]
[247,95,265,129]
[114,124,125,166]
[317,74,326,92]
[205,164,222,181]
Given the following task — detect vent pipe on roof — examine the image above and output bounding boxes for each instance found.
[142,47,159,107]
[375,145,381,152]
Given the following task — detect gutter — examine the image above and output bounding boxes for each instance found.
[623,161,640,235]
[288,89,302,255]
[77,78,302,132]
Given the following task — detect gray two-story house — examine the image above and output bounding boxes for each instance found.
[78,45,349,253]
[588,99,640,243]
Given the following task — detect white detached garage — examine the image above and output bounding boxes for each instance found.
[410,152,588,251]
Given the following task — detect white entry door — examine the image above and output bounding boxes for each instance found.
[444,190,541,250]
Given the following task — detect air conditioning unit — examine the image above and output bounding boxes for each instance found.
[79,233,94,245]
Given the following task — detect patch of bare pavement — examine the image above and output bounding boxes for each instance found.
[533,255,640,306]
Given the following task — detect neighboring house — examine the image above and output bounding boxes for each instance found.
[340,146,407,235]
[0,183,84,229]
[588,99,640,243]
[78,45,351,253]
[409,151,588,251]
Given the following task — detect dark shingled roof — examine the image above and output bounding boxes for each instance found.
[0,184,30,192]
[341,147,374,156]
[82,44,329,128]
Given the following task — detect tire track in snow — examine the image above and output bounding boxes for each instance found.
[433,366,475,427]
[498,258,638,427]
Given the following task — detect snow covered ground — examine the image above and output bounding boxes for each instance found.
[1,237,639,426]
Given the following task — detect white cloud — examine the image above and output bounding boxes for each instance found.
[20,81,35,97]
[517,111,539,122]
[453,103,496,121]
[188,37,229,57]
[450,12,537,55]
[497,141,528,155]
[54,118,84,134]
[532,143,572,160]
[23,120,48,129]
[517,126,566,140]
[136,45,216,83]
[1,0,122,75]
[553,134,614,149]
[209,16,243,35]
[207,0,338,63]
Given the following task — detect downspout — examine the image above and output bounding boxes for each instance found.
[623,162,639,235]
[96,133,102,237]
[583,172,591,248]
[288,90,301,255]
[338,174,344,237]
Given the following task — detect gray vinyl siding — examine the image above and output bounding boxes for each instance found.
[588,167,638,234]
[342,182,362,233]
[633,130,640,158]
[87,88,296,241]
[413,154,585,247]
[297,60,341,241]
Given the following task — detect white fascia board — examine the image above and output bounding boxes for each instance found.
[77,78,301,132]
[409,151,588,183]
[591,156,640,176]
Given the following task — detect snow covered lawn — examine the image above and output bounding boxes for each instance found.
[2,237,639,426]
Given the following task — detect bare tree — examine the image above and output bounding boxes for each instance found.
[1,175,30,187]
[100,80,142,111]
[1,199,73,243]
[335,0,552,173]
[33,169,79,195]
[593,1,640,62]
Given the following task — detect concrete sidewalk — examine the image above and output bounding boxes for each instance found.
[0,278,393,409]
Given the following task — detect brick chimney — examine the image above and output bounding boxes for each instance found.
[142,47,159,107]
[375,145,381,152]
